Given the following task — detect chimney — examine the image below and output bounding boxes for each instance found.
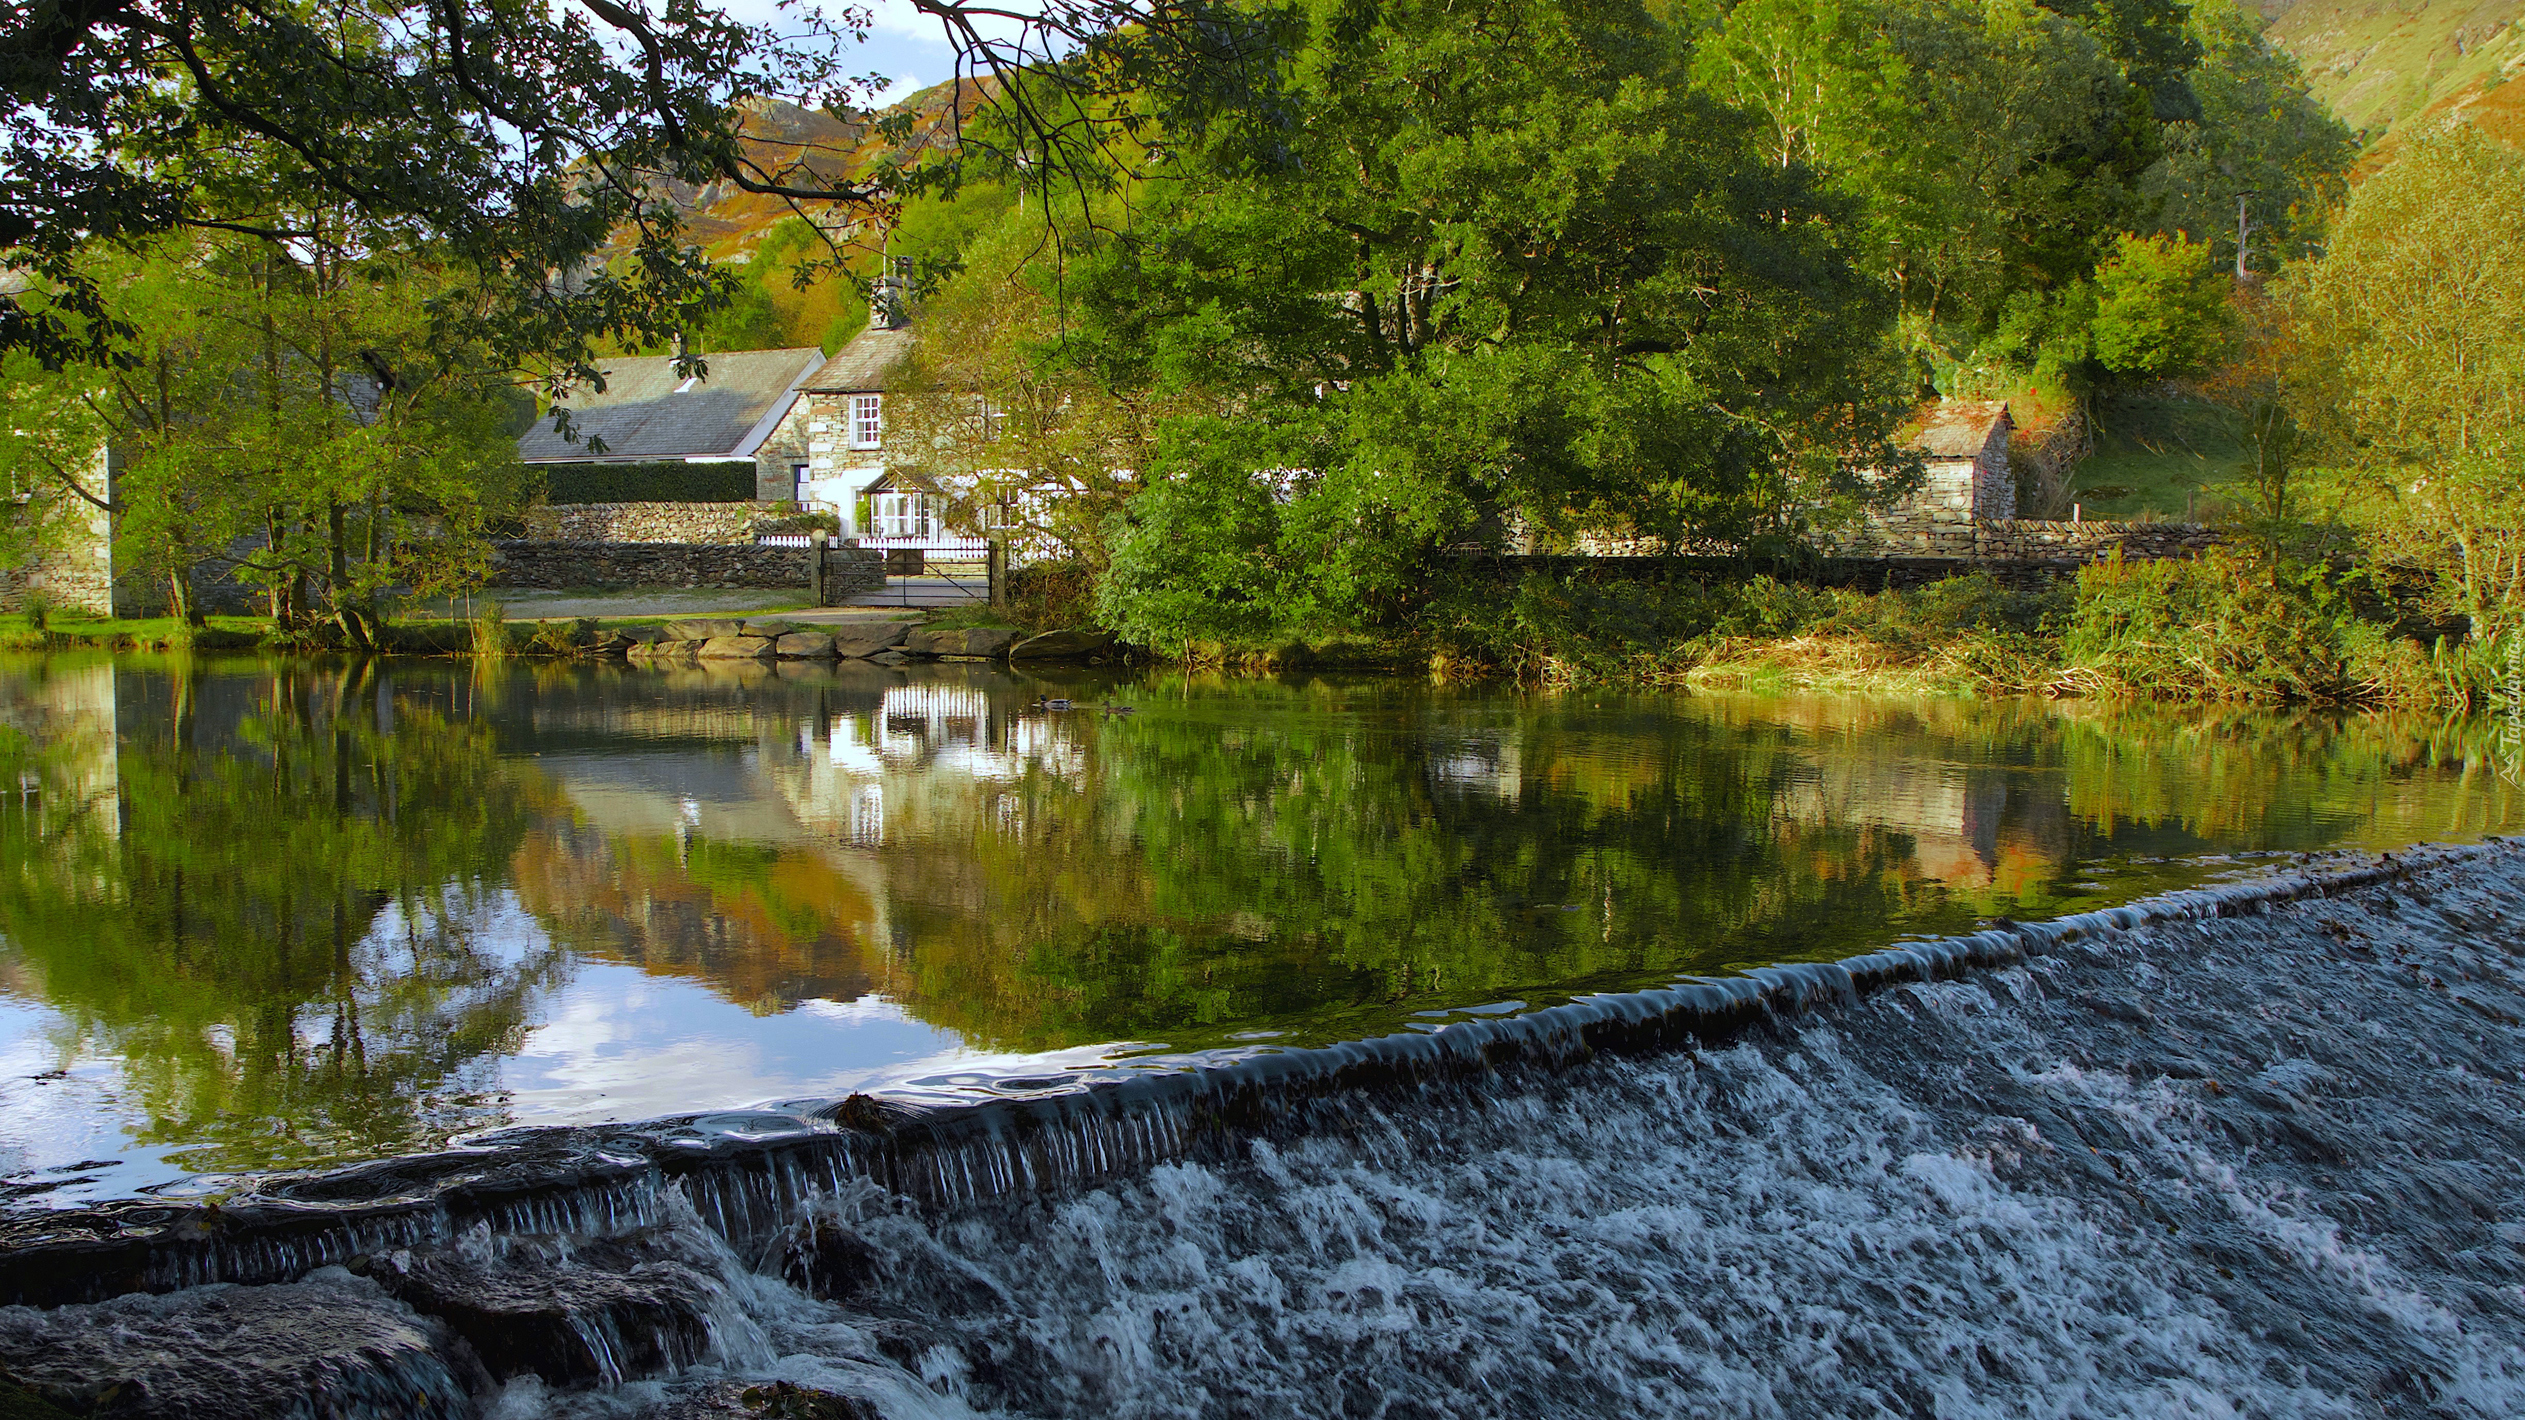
[872,256,913,330]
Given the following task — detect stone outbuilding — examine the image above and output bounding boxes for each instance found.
[1894,399,2015,523]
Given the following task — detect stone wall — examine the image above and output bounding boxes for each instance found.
[1839,518,2221,562]
[488,541,885,600]
[522,502,767,544]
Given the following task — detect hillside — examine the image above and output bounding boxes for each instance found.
[662,84,980,262]
[2258,0,2525,149]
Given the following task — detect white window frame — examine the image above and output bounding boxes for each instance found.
[871,490,931,540]
[848,394,883,450]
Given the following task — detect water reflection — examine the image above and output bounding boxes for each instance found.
[1,654,2518,1196]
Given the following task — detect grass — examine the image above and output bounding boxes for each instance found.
[2069,392,2249,523]
[0,612,269,651]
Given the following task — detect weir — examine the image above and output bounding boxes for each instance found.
[3,839,2502,1313]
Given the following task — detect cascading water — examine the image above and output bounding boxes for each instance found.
[4,842,2523,1418]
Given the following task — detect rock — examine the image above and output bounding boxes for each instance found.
[866,650,910,666]
[905,626,1020,659]
[0,1273,479,1420]
[372,1250,718,1387]
[1009,628,1115,661]
[628,639,700,663]
[775,631,837,659]
[696,634,775,660]
[777,1218,881,1303]
[619,624,667,645]
[740,619,797,638]
[828,622,911,658]
[665,618,743,642]
[648,1381,880,1420]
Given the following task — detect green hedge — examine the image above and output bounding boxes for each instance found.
[531,460,759,504]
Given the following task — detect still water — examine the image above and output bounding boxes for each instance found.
[1,653,2517,1203]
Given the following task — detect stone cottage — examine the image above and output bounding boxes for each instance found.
[779,312,919,540]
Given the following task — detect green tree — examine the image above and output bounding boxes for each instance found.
[2290,129,2525,636]
[2140,0,2354,277]
[7,221,529,639]
[1072,0,1911,643]
[2,0,1270,384]
[2090,230,2229,379]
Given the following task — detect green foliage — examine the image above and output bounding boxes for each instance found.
[1075,0,1913,641]
[2091,231,2230,379]
[2288,127,2525,637]
[2060,551,2363,702]
[754,509,843,536]
[10,225,531,639]
[696,218,876,356]
[470,599,511,658]
[1095,421,1302,651]
[1686,0,2345,389]
[533,461,759,504]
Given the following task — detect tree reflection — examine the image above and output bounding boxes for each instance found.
[0,658,562,1175]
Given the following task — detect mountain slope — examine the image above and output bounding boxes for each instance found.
[2258,0,2525,149]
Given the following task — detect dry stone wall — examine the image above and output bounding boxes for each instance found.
[488,541,885,599]
[1833,518,2220,562]
[521,502,764,545]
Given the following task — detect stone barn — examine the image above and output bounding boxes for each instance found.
[1895,399,2015,523]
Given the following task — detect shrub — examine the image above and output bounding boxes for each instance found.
[754,510,842,536]
[530,461,758,504]
[2061,552,2356,703]
[470,599,511,658]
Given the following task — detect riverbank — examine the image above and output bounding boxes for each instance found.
[3,549,2499,711]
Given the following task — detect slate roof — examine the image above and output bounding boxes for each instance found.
[516,347,825,462]
[802,325,915,393]
[1902,400,2012,459]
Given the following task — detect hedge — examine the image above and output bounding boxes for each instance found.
[530,460,759,504]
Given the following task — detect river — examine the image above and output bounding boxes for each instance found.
[0,653,2519,1417]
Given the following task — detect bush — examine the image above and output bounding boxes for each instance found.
[1820,572,2067,658]
[754,510,843,536]
[2061,552,2358,703]
[530,461,758,504]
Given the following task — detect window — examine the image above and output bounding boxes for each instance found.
[870,491,930,540]
[792,464,812,502]
[849,394,882,450]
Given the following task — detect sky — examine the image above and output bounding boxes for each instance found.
[718,0,1026,106]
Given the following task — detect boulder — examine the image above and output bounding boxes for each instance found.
[741,619,797,638]
[629,639,700,662]
[696,634,776,660]
[1009,627,1115,661]
[665,617,743,642]
[0,1273,480,1420]
[866,650,910,666]
[372,1250,717,1386]
[829,622,912,658]
[906,626,1021,659]
[619,624,668,645]
[775,631,838,659]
